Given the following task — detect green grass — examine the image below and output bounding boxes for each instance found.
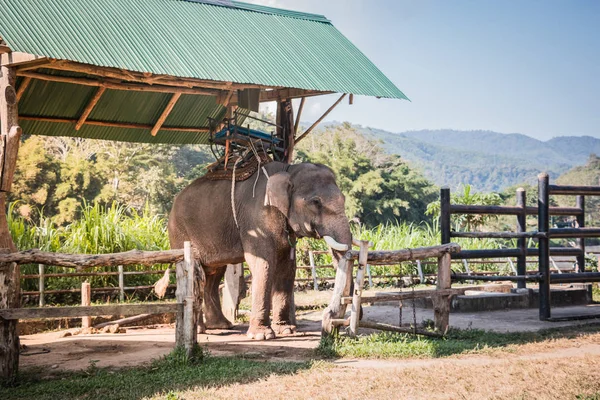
[1,346,308,400]
[317,323,600,359]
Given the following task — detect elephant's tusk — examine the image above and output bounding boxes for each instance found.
[323,236,349,252]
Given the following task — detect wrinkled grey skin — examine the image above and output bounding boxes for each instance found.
[168,162,352,340]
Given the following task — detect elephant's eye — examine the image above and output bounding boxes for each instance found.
[308,197,322,208]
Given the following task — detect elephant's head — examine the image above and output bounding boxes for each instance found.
[265,163,354,331]
[265,163,352,250]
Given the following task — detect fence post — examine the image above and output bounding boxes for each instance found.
[433,252,451,333]
[118,265,124,302]
[176,241,198,356]
[349,240,369,337]
[38,264,45,307]
[538,173,551,320]
[516,187,527,288]
[440,187,451,245]
[366,264,373,288]
[576,195,585,273]
[223,263,243,324]
[309,250,318,291]
[81,281,91,328]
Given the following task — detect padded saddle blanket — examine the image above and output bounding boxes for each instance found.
[204,151,272,182]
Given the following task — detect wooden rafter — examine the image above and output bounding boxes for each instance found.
[295,93,347,144]
[17,71,218,96]
[15,77,31,102]
[75,86,106,131]
[19,115,210,133]
[258,88,332,102]
[151,92,182,136]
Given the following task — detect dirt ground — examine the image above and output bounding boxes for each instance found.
[17,289,600,399]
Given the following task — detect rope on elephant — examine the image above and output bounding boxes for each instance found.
[231,156,243,229]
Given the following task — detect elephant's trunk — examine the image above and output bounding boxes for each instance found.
[321,221,353,335]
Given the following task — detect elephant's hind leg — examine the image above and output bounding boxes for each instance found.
[204,267,234,329]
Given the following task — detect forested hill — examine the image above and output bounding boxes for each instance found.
[351,126,600,192]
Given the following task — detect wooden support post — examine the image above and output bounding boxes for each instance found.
[118,265,124,302]
[538,173,551,320]
[516,188,527,288]
[433,252,451,333]
[349,240,369,336]
[75,86,106,130]
[222,263,243,324]
[0,65,21,383]
[38,264,45,307]
[81,282,91,328]
[576,195,585,273]
[276,98,295,163]
[176,242,198,356]
[309,250,318,291]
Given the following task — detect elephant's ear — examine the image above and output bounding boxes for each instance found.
[265,172,292,216]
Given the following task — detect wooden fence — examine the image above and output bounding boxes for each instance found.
[441,174,600,321]
[322,241,489,337]
[0,241,201,383]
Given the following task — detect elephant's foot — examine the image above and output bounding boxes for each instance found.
[247,324,275,340]
[205,318,234,330]
[204,313,234,330]
[271,323,296,336]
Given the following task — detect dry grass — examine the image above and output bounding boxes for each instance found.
[175,352,600,400]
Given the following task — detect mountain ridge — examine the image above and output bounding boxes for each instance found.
[329,124,599,192]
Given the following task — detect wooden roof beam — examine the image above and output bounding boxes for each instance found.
[0,45,10,55]
[41,61,271,92]
[16,77,31,102]
[17,71,220,96]
[257,88,332,103]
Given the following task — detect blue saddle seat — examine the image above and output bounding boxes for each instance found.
[215,125,282,145]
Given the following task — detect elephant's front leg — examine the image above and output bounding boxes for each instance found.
[271,252,297,336]
[245,252,276,340]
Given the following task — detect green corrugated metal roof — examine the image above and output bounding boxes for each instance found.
[0,0,408,144]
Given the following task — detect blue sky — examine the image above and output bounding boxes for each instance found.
[248,0,600,140]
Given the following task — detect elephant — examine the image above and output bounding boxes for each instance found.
[168,161,352,340]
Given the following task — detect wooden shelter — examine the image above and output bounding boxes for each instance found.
[0,0,407,380]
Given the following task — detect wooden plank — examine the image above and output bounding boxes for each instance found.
[0,248,184,268]
[151,92,181,136]
[0,303,181,320]
[75,86,106,130]
[19,115,210,133]
[18,71,219,96]
[182,242,197,356]
[341,286,484,305]
[0,46,10,55]
[16,77,31,102]
[345,243,461,264]
[38,265,45,307]
[295,93,347,145]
